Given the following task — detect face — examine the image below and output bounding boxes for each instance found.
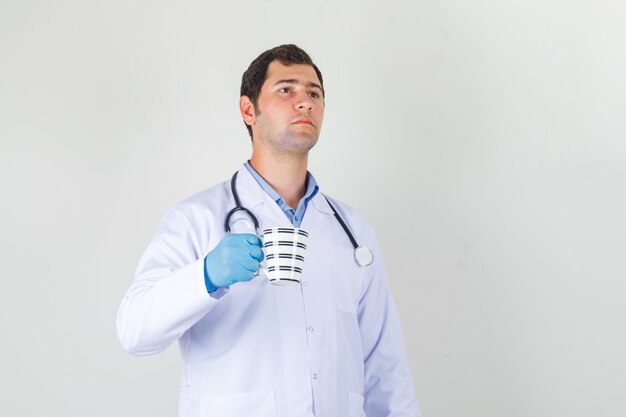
[243,61,325,157]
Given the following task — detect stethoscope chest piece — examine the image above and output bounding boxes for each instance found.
[354,246,374,267]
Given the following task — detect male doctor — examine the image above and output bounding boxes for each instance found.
[117,44,421,417]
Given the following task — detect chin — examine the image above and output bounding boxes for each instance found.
[276,133,318,153]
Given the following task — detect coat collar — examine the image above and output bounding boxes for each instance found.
[234,164,267,210]
[310,190,335,215]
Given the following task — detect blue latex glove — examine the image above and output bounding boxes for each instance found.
[203,233,264,293]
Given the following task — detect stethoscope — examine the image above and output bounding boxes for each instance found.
[224,171,374,267]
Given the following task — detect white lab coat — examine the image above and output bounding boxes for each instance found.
[117,165,420,417]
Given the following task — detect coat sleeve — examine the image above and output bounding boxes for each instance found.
[358,229,422,417]
[117,206,223,355]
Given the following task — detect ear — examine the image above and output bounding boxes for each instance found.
[239,96,256,126]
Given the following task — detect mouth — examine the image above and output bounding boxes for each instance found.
[292,118,314,126]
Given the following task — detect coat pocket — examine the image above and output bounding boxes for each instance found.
[199,390,277,417]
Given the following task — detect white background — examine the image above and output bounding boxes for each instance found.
[1,1,625,416]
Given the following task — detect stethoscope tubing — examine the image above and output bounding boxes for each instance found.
[225,173,259,234]
[224,171,373,267]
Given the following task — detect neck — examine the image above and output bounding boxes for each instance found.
[249,152,309,209]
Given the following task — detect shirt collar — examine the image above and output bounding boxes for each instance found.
[244,161,319,210]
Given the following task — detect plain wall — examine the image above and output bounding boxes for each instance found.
[1,0,625,416]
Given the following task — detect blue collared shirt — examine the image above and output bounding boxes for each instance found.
[244,161,319,228]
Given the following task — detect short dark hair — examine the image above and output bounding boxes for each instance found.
[240,44,324,138]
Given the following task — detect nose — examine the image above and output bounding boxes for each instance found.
[294,93,313,111]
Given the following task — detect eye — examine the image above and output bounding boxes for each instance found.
[279,87,290,94]
[309,91,320,99]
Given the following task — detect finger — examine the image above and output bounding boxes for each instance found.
[240,258,260,273]
[225,233,255,245]
[248,245,264,262]
[237,270,256,283]
[242,233,262,247]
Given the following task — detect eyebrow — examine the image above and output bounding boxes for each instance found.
[273,79,324,92]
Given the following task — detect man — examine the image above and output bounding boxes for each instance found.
[117,44,421,417]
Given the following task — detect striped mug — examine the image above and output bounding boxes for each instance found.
[261,227,309,286]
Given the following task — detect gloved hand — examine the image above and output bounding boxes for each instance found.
[203,233,264,293]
